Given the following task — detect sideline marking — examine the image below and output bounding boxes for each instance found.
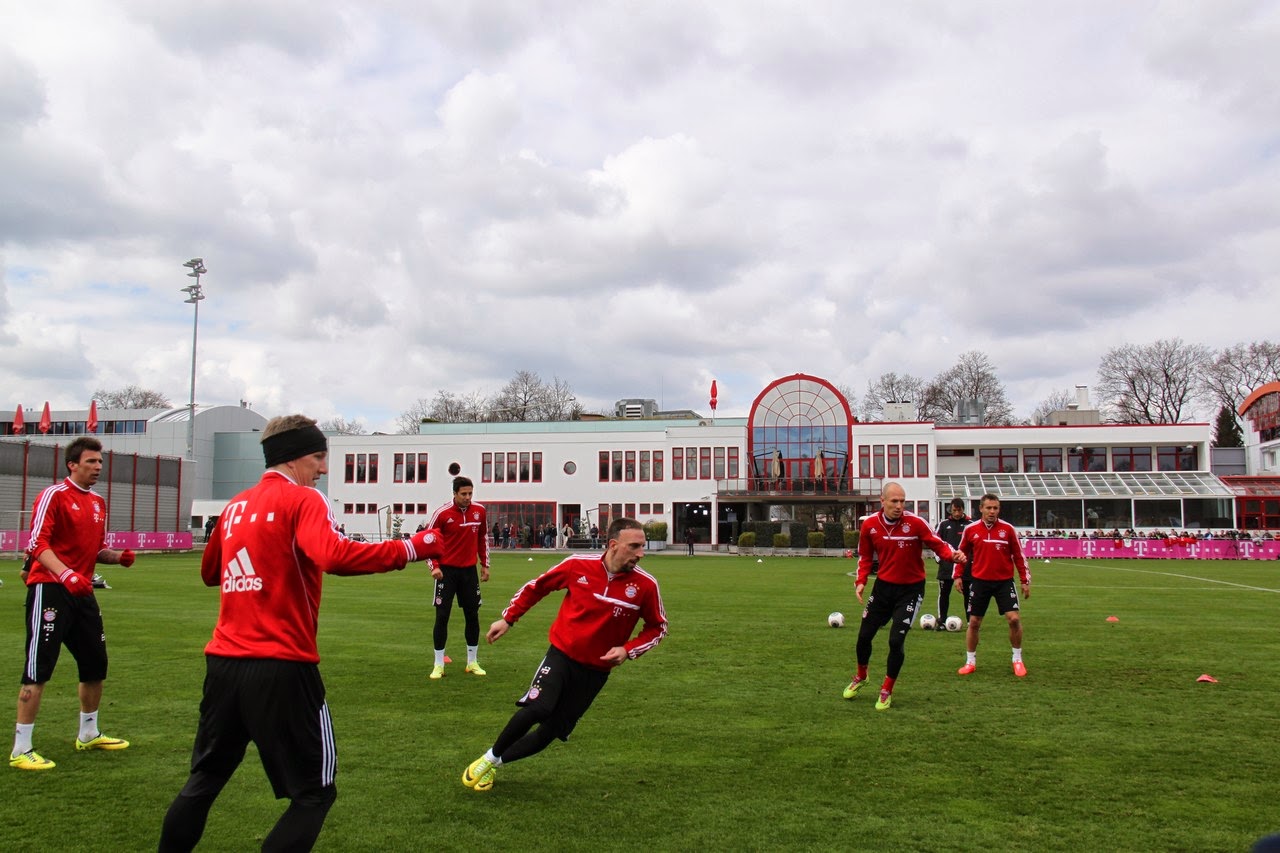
[1043,560,1280,594]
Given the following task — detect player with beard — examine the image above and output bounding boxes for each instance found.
[843,482,966,710]
[460,517,667,792]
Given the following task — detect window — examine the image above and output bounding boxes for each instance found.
[859,446,871,478]
[728,447,739,478]
[519,452,531,483]
[599,451,610,482]
[979,448,1019,474]
[1068,446,1107,473]
[1157,445,1196,471]
[494,452,506,483]
[640,451,651,481]
[686,447,697,480]
[394,454,405,482]
[625,451,636,482]
[393,452,427,483]
[700,447,711,479]
[484,453,494,482]
[343,453,377,484]
[564,460,576,475]
[714,447,726,479]
[888,445,900,478]
[673,448,684,480]
[1023,448,1063,473]
[368,454,378,483]
[531,452,542,481]
[902,445,914,477]
[653,451,664,481]
[639,503,651,514]
[917,445,929,477]
[506,454,518,482]
[653,503,664,514]
[1112,446,1152,472]
[873,445,885,478]
[612,451,623,482]
[345,454,355,483]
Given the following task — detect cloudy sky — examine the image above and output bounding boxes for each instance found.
[3,1,1277,430]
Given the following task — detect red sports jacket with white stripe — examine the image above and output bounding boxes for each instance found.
[501,553,667,672]
[25,478,107,584]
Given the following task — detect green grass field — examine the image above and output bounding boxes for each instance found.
[1,551,1278,852]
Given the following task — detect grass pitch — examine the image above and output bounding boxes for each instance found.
[1,552,1278,852]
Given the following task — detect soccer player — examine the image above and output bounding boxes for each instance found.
[843,482,965,710]
[460,517,667,792]
[158,415,444,853]
[10,437,136,771]
[426,476,490,679]
[954,493,1031,677]
[933,498,970,628]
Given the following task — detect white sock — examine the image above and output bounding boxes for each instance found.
[484,748,501,767]
[79,711,99,741]
[467,645,479,664]
[13,722,34,756]
[1012,648,1023,663]
[434,649,445,667]
[966,651,977,665]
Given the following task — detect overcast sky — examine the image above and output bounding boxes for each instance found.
[3,1,1277,430]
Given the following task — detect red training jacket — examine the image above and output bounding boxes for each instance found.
[25,478,107,585]
[201,470,420,663]
[427,500,489,569]
[857,510,958,587]
[501,553,667,671]
[957,519,1031,584]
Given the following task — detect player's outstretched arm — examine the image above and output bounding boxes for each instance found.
[486,618,511,644]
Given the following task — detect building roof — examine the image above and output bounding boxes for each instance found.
[1220,476,1280,497]
[935,471,1235,500]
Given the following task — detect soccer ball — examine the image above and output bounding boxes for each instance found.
[945,615,963,632]
[827,612,845,628]
[919,613,937,631]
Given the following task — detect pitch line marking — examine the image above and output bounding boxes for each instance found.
[1043,560,1280,594]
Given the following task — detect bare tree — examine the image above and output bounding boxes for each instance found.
[428,389,488,423]
[489,371,578,421]
[528,375,578,421]
[859,372,924,422]
[1202,341,1280,412]
[93,385,172,409]
[394,398,434,434]
[918,352,1015,425]
[1095,338,1211,424]
[319,417,367,435]
[1029,389,1076,426]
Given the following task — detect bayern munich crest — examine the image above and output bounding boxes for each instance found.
[625,584,638,599]
[43,608,57,622]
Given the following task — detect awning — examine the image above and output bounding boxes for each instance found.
[935,471,1235,500]
[1221,476,1280,498]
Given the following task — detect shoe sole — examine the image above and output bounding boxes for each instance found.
[875,697,892,711]
[10,759,56,770]
[75,739,129,751]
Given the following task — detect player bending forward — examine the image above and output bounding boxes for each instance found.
[461,517,667,792]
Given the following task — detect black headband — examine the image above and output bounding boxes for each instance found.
[262,425,328,467]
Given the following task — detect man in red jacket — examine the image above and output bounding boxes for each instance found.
[460,517,667,793]
[10,437,136,772]
[426,476,489,679]
[954,493,1031,677]
[158,415,444,853]
[843,482,965,711]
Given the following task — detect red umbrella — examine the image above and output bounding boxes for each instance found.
[87,400,99,433]
[39,402,52,434]
[11,405,23,434]
[709,380,718,412]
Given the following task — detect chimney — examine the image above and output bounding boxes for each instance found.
[1075,385,1090,409]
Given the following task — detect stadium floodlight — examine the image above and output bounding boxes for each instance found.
[181,258,207,459]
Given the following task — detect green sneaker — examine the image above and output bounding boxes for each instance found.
[875,690,893,711]
[465,661,487,676]
[429,665,445,680]
[842,677,868,700]
[75,734,129,751]
[462,756,495,792]
[10,750,55,770]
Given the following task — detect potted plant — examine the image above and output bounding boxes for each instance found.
[643,520,668,551]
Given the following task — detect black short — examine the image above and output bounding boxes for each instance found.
[967,578,1020,619]
[860,578,925,633]
[181,656,335,801]
[21,582,108,685]
[517,645,610,742]
[434,565,482,611]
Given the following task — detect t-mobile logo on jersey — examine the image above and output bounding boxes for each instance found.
[223,547,262,593]
[221,500,249,537]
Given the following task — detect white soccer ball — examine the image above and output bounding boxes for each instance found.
[919,613,937,631]
[945,615,963,632]
[827,612,845,628]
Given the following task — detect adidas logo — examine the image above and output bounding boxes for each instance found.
[577,575,589,584]
[223,548,263,593]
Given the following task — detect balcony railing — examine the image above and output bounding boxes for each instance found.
[714,477,885,498]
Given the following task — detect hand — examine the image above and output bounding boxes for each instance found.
[855,582,865,603]
[953,577,963,591]
[430,565,443,580]
[119,549,136,568]
[1021,581,1031,600]
[58,570,93,597]
[951,551,968,565]
[600,646,628,665]
[486,618,511,644]
[409,528,445,562]
[480,566,490,583]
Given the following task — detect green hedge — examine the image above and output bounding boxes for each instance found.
[822,522,845,548]
[643,520,669,541]
[771,533,790,548]
[737,531,756,547]
[806,531,825,548]
[844,529,860,550]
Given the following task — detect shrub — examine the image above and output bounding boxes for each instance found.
[807,531,825,549]
[772,533,790,549]
[736,531,756,547]
[643,520,669,542]
[844,529,860,550]
[787,522,808,548]
[822,522,844,548]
